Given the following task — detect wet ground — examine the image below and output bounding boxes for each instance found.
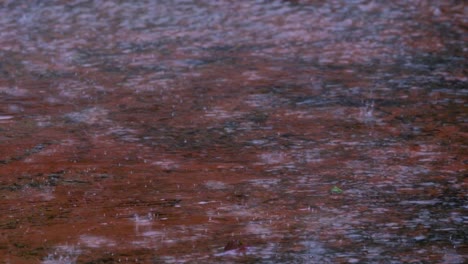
[0,0,467,263]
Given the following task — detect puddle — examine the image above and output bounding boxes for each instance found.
[0,0,466,263]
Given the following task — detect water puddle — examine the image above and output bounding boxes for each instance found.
[0,0,466,263]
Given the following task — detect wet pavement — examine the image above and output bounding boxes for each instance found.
[0,0,467,263]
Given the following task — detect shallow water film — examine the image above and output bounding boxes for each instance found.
[0,0,467,263]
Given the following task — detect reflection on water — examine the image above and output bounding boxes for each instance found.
[0,0,466,263]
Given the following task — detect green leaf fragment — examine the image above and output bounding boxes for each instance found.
[330,186,343,194]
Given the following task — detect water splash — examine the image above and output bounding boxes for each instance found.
[42,245,81,264]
